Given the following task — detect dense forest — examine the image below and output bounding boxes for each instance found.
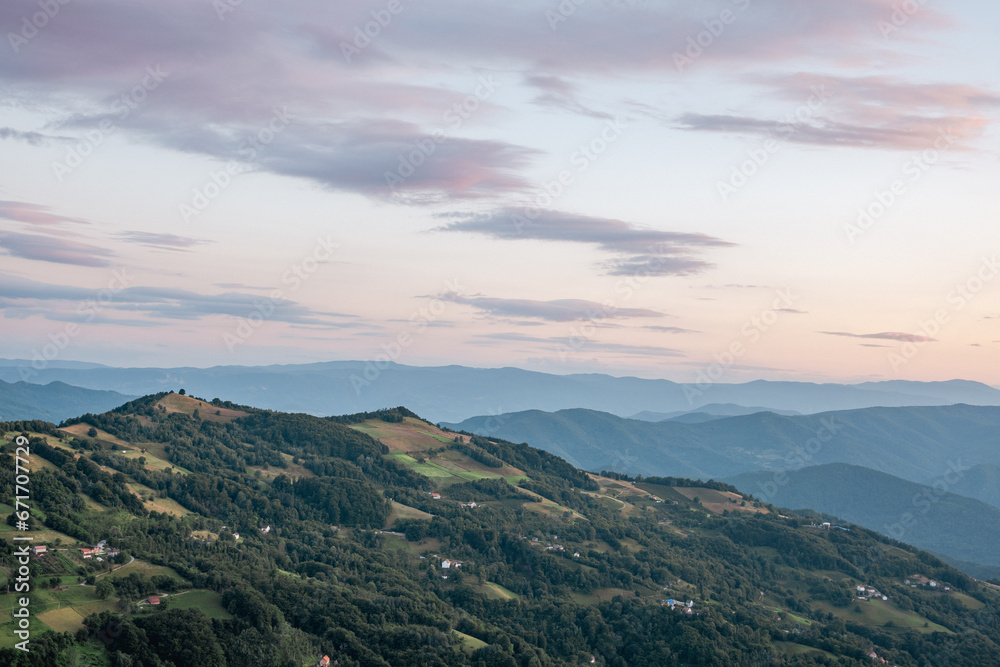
[2,393,1000,666]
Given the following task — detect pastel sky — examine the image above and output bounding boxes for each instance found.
[1,0,998,384]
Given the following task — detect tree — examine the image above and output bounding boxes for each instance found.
[87,427,98,437]
[97,579,115,600]
[178,389,186,395]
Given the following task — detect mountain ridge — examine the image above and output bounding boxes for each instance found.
[1,360,998,422]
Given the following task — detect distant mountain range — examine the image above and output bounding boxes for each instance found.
[630,403,802,423]
[2,359,998,423]
[725,463,1000,576]
[445,404,1000,503]
[0,378,135,423]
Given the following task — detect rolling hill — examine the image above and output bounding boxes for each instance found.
[947,464,1000,511]
[445,405,1000,500]
[0,379,133,423]
[4,393,1000,665]
[725,463,1000,574]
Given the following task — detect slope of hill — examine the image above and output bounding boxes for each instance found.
[946,464,1000,511]
[725,463,1000,571]
[2,360,999,422]
[446,405,1000,495]
[4,394,1000,665]
[0,379,134,422]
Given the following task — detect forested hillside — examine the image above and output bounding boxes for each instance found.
[2,393,1000,666]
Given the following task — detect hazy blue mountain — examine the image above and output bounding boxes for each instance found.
[946,463,1000,510]
[0,379,134,422]
[1,360,998,422]
[0,358,112,370]
[724,462,1000,571]
[446,404,1000,488]
[631,403,802,422]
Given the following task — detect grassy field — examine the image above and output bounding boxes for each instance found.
[0,525,78,545]
[59,424,134,450]
[385,500,434,527]
[105,559,187,585]
[126,483,192,517]
[480,582,519,601]
[155,393,248,423]
[191,530,219,542]
[812,598,952,634]
[349,417,467,453]
[166,589,233,620]
[453,630,489,652]
[388,451,522,486]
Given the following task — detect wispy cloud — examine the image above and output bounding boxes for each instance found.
[523,75,613,120]
[0,231,114,267]
[440,293,664,322]
[0,201,91,227]
[644,325,699,334]
[679,75,998,151]
[820,331,937,343]
[0,273,358,326]
[437,209,733,276]
[114,231,213,252]
[0,128,68,146]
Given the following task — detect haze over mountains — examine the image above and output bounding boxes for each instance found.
[2,359,999,423]
[0,378,135,423]
[725,463,1000,577]
[446,404,1000,490]
[631,404,803,424]
[449,404,1000,578]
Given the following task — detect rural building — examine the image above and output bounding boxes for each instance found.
[32,545,47,556]
[147,596,161,605]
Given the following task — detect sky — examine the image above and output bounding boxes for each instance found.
[1,0,998,385]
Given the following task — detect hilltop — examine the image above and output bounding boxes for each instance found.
[1,393,1000,665]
